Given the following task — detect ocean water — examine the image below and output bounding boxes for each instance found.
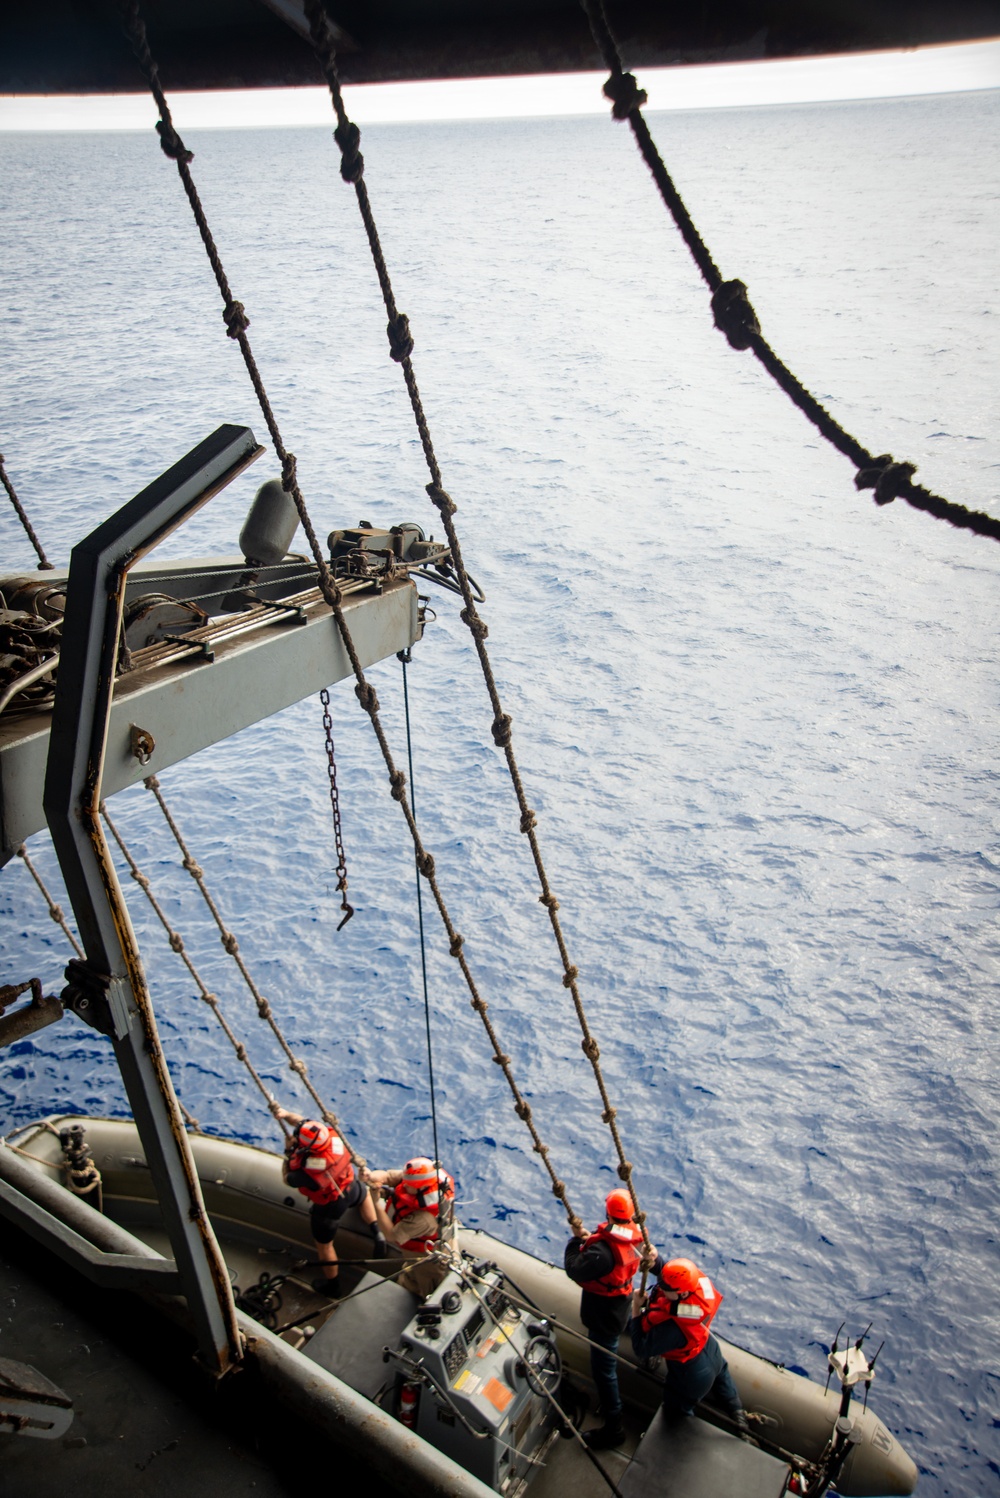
[1,92,998,1493]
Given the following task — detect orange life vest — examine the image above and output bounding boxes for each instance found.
[288,1132,354,1206]
[642,1272,723,1362]
[388,1171,455,1253]
[579,1219,643,1297]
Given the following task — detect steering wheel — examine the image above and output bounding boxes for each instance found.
[520,1334,562,1398]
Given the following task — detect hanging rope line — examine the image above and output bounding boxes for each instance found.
[579,0,1000,546]
[139,774,360,1158]
[119,0,581,1233]
[101,799,299,1140]
[15,844,83,958]
[400,650,441,1178]
[319,687,354,931]
[1,454,55,571]
[303,0,648,1244]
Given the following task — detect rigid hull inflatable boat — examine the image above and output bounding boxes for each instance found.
[0,1115,918,1497]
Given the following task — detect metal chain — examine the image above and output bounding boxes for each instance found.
[579,0,1000,544]
[119,0,580,1230]
[140,775,362,1164]
[15,844,83,957]
[303,0,645,1243]
[101,800,296,1140]
[0,453,55,571]
[319,687,354,930]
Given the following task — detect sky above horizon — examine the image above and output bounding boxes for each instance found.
[1,38,999,131]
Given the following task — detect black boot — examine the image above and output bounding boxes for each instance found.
[312,1274,345,1297]
[584,1417,625,1450]
[371,1227,388,1260]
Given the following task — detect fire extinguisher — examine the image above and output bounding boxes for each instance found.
[399,1378,420,1427]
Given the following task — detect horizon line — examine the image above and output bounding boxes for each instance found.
[1,37,998,132]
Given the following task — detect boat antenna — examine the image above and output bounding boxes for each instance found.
[824,1322,845,1395]
[399,647,441,1177]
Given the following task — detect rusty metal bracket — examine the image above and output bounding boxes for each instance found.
[42,424,262,1377]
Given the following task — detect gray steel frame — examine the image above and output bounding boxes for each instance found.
[41,426,264,1374]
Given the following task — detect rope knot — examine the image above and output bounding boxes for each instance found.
[854,454,917,506]
[568,1213,584,1233]
[514,1101,532,1121]
[582,1036,600,1061]
[551,1179,568,1199]
[616,1161,633,1182]
[183,857,203,878]
[520,810,537,834]
[235,1044,247,1062]
[711,279,760,351]
[386,313,414,362]
[539,892,560,911]
[491,713,513,748]
[48,903,66,920]
[223,300,249,339]
[155,119,193,163]
[602,1107,617,1123]
[355,681,380,716]
[449,933,464,957]
[471,997,488,1015]
[169,933,184,954]
[334,120,365,183]
[131,872,150,891]
[280,453,297,492]
[203,992,219,1009]
[291,1058,308,1076]
[492,1052,511,1067]
[222,933,239,955]
[143,775,160,791]
[417,850,435,880]
[562,965,579,989]
[634,1210,647,1226]
[602,71,648,120]
[459,607,489,640]
[256,999,272,1020]
[425,482,457,517]
[389,769,407,802]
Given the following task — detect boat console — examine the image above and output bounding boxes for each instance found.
[304,1258,559,1496]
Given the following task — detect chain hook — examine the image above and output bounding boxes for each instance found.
[320,687,354,930]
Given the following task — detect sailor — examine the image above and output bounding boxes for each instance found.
[564,1188,651,1450]
[362,1156,457,1299]
[629,1255,748,1434]
[276,1107,384,1296]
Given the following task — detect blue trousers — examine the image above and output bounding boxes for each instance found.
[589,1330,624,1419]
[661,1335,743,1420]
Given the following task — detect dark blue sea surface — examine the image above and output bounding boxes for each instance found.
[2,94,999,1493]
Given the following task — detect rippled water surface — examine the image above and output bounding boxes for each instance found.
[2,93,999,1493]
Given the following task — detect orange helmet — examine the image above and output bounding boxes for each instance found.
[605,1189,635,1223]
[297,1120,331,1151]
[403,1157,437,1187]
[659,1257,701,1294]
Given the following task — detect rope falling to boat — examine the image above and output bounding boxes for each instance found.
[118,0,584,1234]
[0,453,54,570]
[304,0,650,1245]
[137,777,358,1159]
[100,801,298,1141]
[578,0,1000,544]
[15,844,83,958]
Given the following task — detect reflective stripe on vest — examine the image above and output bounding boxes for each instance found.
[388,1173,455,1254]
[642,1275,723,1362]
[289,1133,354,1206]
[579,1220,643,1297]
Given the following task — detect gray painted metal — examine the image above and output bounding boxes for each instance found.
[1,567,420,862]
[0,1178,182,1292]
[41,425,263,1376]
